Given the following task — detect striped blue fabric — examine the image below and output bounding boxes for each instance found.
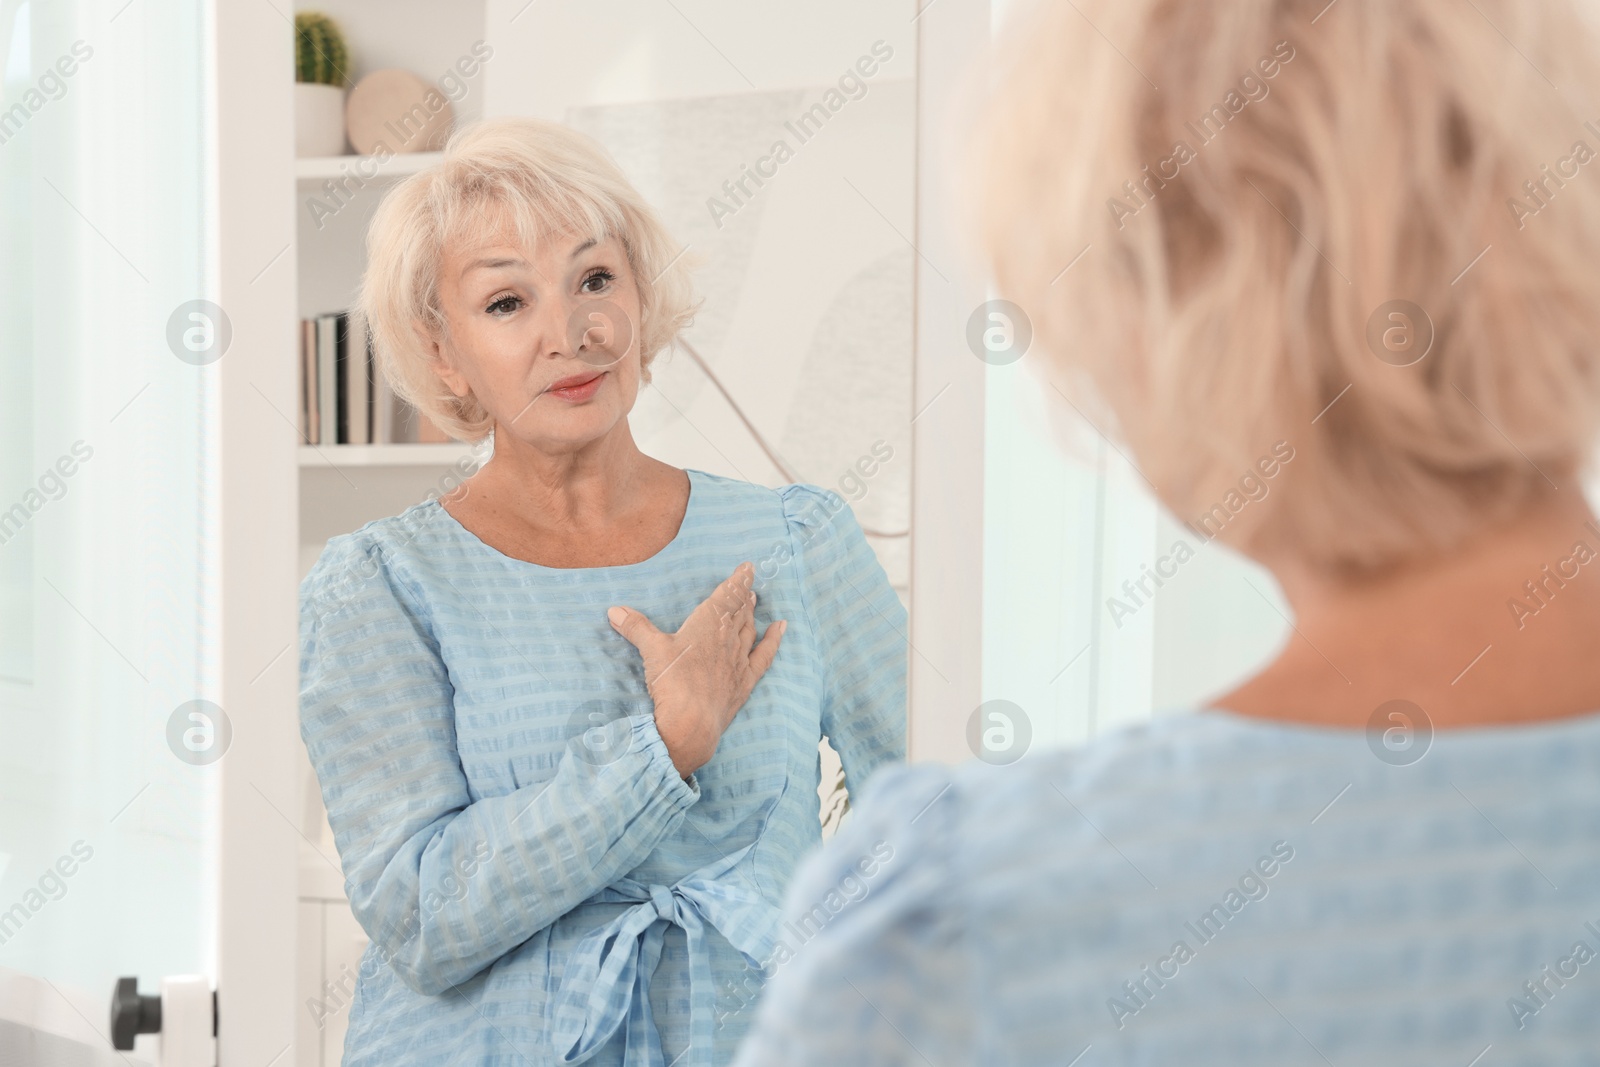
[732,710,1600,1066]
[297,468,907,1066]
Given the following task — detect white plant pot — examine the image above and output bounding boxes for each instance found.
[295,83,347,158]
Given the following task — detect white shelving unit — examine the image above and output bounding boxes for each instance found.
[288,5,489,1065]
[294,150,443,182]
[297,442,484,467]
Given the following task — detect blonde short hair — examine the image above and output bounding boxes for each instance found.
[356,118,702,441]
[959,0,1600,572]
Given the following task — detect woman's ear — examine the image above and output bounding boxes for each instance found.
[421,319,473,400]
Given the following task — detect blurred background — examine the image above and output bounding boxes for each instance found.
[0,0,1293,1063]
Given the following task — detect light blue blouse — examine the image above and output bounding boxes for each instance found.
[297,468,907,1067]
[732,709,1600,1066]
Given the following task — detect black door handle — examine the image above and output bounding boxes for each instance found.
[110,977,162,1051]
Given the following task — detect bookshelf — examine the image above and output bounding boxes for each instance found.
[297,442,484,467]
[288,5,488,1065]
[294,154,458,455]
[294,150,443,183]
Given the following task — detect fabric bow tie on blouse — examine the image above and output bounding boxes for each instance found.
[551,843,781,1066]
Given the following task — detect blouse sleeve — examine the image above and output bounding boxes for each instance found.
[298,532,701,997]
[729,763,972,1066]
[777,485,908,797]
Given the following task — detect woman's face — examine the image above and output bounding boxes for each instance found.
[429,218,644,457]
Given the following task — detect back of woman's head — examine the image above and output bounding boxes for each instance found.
[960,0,1600,573]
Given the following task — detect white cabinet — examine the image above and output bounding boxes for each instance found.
[320,904,370,1064]
[294,886,369,1067]
[294,902,324,1067]
[295,769,368,1067]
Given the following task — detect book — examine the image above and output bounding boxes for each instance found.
[300,318,317,443]
[317,315,338,445]
[363,325,376,445]
[336,312,371,444]
[333,313,348,444]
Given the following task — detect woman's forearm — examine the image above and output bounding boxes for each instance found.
[321,711,698,996]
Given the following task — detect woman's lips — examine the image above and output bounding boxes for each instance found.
[545,370,606,402]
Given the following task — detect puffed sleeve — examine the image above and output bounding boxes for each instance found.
[298,530,701,997]
[729,763,972,1066]
[777,484,908,797]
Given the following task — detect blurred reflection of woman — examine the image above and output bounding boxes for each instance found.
[735,1,1600,1063]
[298,118,906,1067]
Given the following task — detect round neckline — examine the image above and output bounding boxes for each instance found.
[427,467,703,574]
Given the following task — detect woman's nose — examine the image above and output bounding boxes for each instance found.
[567,298,635,369]
[522,291,580,362]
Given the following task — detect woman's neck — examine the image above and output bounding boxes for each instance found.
[474,420,659,530]
[1217,488,1600,729]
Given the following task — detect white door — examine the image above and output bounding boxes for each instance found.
[0,0,298,1063]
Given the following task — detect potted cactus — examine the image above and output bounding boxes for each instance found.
[293,12,350,157]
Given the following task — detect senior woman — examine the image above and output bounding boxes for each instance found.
[734,1,1600,1064]
[297,118,906,1067]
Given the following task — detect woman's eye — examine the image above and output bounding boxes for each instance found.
[485,294,522,315]
[581,269,614,294]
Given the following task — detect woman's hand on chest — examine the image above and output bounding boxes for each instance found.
[607,561,786,779]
